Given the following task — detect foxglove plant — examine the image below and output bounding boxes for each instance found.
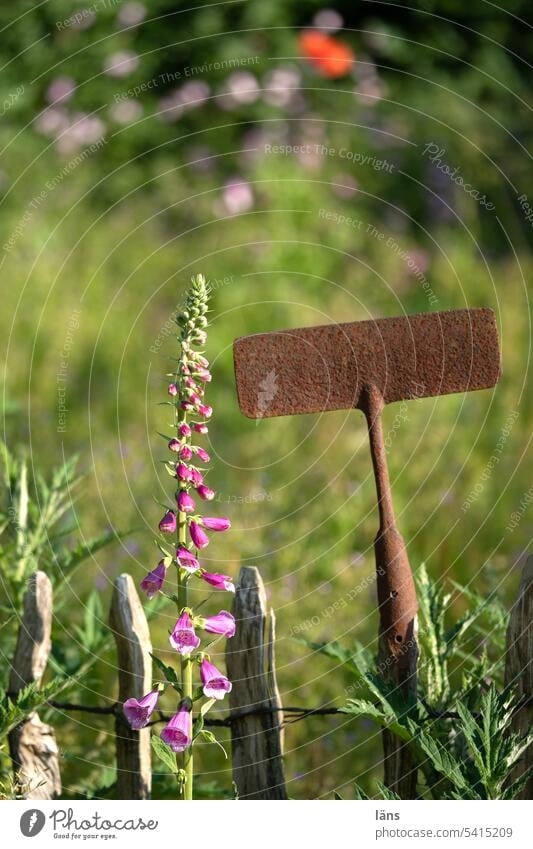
[124,274,234,800]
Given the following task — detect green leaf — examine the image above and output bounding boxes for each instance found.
[151,734,179,773]
[375,781,402,800]
[150,655,182,694]
[200,729,228,758]
[353,782,371,800]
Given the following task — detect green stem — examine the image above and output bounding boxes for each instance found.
[176,409,193,800]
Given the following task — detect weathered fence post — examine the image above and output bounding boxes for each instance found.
[226,566,287,799]
[505,553,532,799]
[8,571,62,799]
[110,573,152,799]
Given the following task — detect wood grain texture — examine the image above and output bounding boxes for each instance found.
[226,566,287,799]
[8,571,62,799]
[504,554,532,799]
[110,573,152,800]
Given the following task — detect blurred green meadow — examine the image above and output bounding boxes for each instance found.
[0,1,531,799]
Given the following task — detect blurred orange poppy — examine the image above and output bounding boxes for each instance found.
[298,30,354,78]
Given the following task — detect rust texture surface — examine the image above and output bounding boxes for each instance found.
[233,308,501,418]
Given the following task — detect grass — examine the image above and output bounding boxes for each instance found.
[0,145,530,798]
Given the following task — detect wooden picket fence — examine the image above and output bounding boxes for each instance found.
[6,556,532,800]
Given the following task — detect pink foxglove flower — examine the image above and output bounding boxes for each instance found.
[160,706,192,752]
[181,401,194,411]
[193,422,208,434]
[203,610,236,637]
[140,560,167,597]
[169,611,201,654]
[179,444,193,461]
[168,438,181,452]
[168,383,178,396]
[194,447,210,463]
[177,490,195,513]
[123,689,159,729]
[198,404,212,418]
[190,520,209,549]
[176,547,200,573]
[197,484,215,501]
[177,463,192,481]
[195,367,211,382]
[159,510,177,533]
[191,468,204,487]
[201,571,235,592]
[178,422,192,437]
[200,659,232,700]
[201,516,230,532]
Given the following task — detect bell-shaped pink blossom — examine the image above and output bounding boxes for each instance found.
[195,329,207,345]
[190,520,209,549]
[159,510,177,533]
[201,516,230,532]
[203,610,236,637]
[201,571,235,592]
[193,354,209,368]
[176,547,200,573]
[193,422,208,434]
[140,561,167,598]
[189,392,202,406]
[177,463,192,482]
[177,490,195,513]
[160,705,192,752]
[197,484,215,501]
[178,422,191,437]
[168,383,178,397]
[123,689,159,729]
[168,438,181,453]
[181,401,194,411]
[198,404,212,419]
[191,468,204,487]
[179,444,193,461]
[200,659,232,700]
[194,446,210,463]
[169,611,201,655]
[195,367,212,383]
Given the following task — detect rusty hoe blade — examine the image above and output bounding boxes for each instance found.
[233,308,501,674]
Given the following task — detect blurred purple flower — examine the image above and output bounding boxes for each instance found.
[46,77,76,105]
[312,9,344,31]
[262,66,301,108]
[178,81,210,109]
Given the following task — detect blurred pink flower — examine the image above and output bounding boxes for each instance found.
[312,9,344,31]
[104,50,140,78]
[178,81,210,109]
[110,99,143,124]
[219,72,259,110]
[118,2,147,27]
[221,179,254,215]
[262,66,301,107]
